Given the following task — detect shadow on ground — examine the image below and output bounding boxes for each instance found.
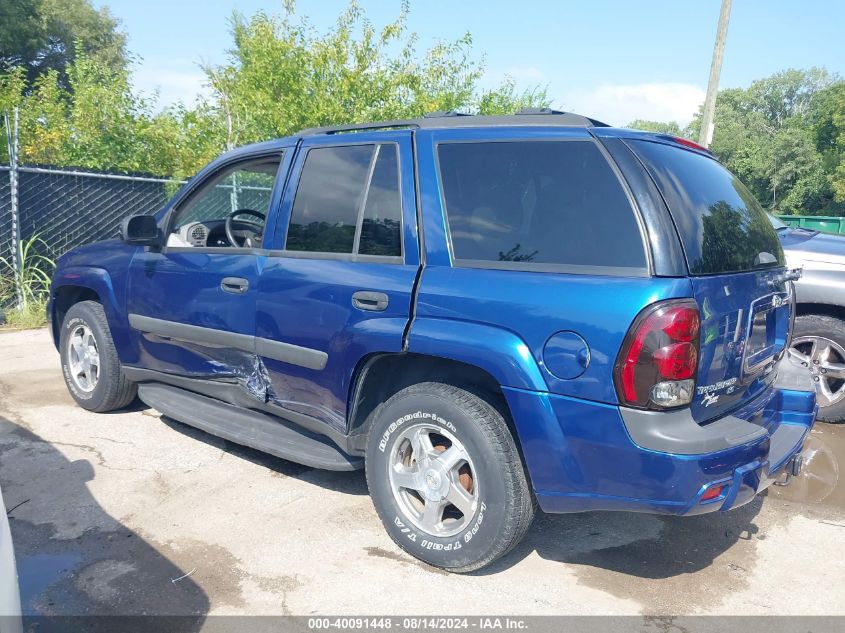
[159,407,767,582]
[0,416,209,630]
[159,414,369,496]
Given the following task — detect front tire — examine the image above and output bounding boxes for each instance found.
[791,314,845,423]
[365,382,534,572]
[60,301,137,412]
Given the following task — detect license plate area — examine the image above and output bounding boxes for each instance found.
[743,292,789,377]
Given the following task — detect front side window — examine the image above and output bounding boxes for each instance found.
[437,140,646,272]
[167,156,281,248]
[286,144,402,257]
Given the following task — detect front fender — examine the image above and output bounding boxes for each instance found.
[51,266,132,359]
[406,317,547,391]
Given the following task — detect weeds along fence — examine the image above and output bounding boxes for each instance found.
[0,163,183,309]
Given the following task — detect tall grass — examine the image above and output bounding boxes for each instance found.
[0,235,55,329]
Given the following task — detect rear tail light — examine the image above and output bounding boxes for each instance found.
[614,299,701,409]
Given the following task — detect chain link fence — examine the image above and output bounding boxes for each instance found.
[0,108,276,312]
[0,170,12,273]
[0,163,184,309]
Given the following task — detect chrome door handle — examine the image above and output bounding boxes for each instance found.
[221,277,249,294]
[352,291,389,312]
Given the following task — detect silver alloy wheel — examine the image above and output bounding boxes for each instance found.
[67,324,100,393]
[789,335,845,407]
[388,423,479,538]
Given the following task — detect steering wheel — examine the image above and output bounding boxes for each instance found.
[225,209,266,248]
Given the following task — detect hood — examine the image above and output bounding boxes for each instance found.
[780,228,845,267]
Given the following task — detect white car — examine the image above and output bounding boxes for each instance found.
[0,484,21,633]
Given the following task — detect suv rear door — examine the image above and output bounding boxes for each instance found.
[255,131,420,433]
[624,138,791,423]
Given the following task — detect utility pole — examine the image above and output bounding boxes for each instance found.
[699,0,732,148]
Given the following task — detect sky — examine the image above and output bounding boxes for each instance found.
[93,0,845,127]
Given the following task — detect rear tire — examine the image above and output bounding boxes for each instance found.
[791,314,845,423]
[365,382,534,572]
[60,301,137,412]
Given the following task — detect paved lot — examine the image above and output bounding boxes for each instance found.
[1,327,844,618]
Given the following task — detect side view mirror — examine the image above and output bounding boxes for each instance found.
[120,215,161,248]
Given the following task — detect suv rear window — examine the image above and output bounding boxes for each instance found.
[629,140,784,275]
[437,140,647,274]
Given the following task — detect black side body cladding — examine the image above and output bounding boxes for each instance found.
[128,313,328,371]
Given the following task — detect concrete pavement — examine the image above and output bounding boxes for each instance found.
[1,328,843,618]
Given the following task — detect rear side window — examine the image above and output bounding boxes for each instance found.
[359,145,402,256]
[285,144,402,257]
[629,140,784,275]
[437,140,646,273]
[287,145,373,254]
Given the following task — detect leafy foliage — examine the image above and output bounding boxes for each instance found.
[1,1,549,179]
[0,0,127,87]
[1,2,843,219]
[0,234,54,328]
[0,51,189,175]
[203,1,549,149]
[634,68,845,216]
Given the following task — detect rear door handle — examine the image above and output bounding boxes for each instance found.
[221,277,249,295]
[352,291,389,312]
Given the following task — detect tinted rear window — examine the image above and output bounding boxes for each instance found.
[630,140,784,275]
[437,140,647,273]
[359,144,402,256]
[287,145,374,254]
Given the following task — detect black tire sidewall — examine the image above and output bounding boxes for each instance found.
[60,303,112,411]
[794,314,845,423]
[366,388,511,570]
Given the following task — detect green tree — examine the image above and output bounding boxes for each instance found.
[685,68,842,215]
[811,82,845,205]
[2,50,190,176]
[0,0,127,87]
[202,1,550,149]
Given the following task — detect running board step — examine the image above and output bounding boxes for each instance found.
[137,382,362,471]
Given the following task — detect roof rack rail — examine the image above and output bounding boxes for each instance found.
[515,107,566,115]
[295,110,610,137]
[423,110,472,118]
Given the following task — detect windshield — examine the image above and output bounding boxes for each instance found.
[630,140,785,275]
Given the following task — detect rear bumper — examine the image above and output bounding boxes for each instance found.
[505,356,817,516]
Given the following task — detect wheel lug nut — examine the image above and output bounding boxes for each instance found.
[813,359,820,364]
[813,376,820,382]
[802,362,808,367]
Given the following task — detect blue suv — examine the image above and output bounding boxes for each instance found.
[49,110,818,572]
